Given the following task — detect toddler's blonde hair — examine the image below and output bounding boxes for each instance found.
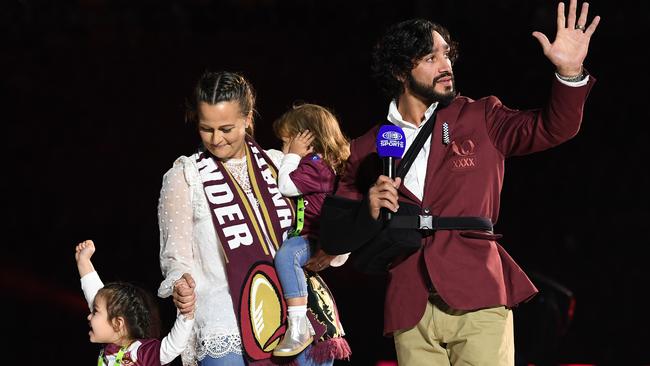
[273,104,350,174]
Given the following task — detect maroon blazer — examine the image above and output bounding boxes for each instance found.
[335,76,596,335]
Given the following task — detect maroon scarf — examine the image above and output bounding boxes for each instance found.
[196,136,295,364]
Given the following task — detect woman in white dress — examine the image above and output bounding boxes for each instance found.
[157,71,336,366]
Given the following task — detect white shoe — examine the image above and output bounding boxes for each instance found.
[272,315,314,357]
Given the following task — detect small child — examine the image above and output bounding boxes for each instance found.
[75,240,195,365]
[272,103,350,357]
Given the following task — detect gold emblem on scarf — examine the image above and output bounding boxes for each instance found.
[250,273,283,351]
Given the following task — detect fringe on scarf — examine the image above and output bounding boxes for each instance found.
[307,337,352,363]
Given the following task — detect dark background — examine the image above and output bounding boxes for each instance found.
[2,0,648,364]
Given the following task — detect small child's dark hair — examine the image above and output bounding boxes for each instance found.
[97,282,161,340]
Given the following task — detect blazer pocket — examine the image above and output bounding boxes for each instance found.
[459,230,503,240]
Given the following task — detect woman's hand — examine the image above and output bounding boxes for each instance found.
[173,273,196,319]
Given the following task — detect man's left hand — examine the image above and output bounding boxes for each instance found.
[532,0,601,77]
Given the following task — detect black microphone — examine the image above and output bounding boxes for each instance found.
[376,124,406,221]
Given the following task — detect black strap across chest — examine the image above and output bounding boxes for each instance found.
[389,214,493,232]
[385,106,493,233]
[394,109,437,180]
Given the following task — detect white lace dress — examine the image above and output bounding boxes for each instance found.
[157,149,285,365]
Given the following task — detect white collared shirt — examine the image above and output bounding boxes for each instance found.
[386,101,438,201]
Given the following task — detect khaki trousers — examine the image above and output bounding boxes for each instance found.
[393,293,514,366]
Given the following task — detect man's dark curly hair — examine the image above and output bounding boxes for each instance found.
[371,19,459,100]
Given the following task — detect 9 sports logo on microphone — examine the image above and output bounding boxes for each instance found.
[376,125,406,158]
[380,130,405,148]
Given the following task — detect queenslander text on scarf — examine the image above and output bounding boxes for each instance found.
[197,136,295,364]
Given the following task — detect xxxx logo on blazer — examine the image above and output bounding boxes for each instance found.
[449,138,478,171]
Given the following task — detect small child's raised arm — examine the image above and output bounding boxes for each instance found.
[75,239,104,311]
[75,240,96,278]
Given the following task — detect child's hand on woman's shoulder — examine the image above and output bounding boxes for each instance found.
[75,239,96,263]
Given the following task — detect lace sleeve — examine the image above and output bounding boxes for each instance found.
[181,330,198,366]
[158,162,195,298]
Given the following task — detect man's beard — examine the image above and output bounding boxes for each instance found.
[407,72,457,107]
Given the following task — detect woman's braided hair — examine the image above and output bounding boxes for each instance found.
[186,70,256,136]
